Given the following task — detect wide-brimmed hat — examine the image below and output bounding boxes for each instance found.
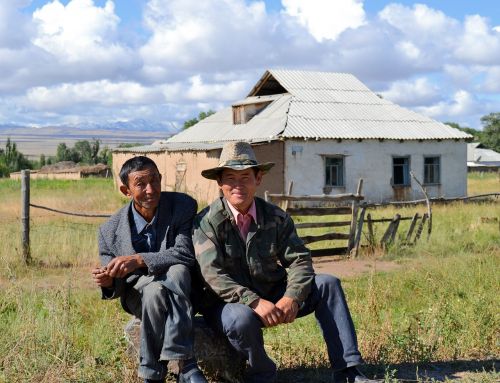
[201,141,275,180]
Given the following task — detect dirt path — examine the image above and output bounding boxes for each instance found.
[312,256,401,278]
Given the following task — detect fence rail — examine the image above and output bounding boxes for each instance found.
[30,203,112,218]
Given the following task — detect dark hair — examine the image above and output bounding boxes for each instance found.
[119,156,160,186]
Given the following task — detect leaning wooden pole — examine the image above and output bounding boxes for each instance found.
[21,169,31,264]
[410,171,432,239]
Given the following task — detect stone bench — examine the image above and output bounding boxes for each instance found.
[125,316,245,383]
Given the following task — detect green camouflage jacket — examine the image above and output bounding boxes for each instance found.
[193,197,314,306]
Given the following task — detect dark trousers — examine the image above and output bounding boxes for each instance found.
[203,274,363,383]
[125,264,194,380]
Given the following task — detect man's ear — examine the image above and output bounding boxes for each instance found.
[119,184,131,197]
[255,170,263,186]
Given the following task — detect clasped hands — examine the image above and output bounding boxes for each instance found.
[91,255,145,288]
[249,296,300,327]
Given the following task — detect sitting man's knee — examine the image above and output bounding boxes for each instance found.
[316,273,342,291]
[141,281,168,305]
[166,264,191,289]
[223,304,260,337]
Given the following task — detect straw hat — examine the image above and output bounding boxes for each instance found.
[201,141,275,180]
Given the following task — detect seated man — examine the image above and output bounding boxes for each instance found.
[92,156,207,383]
[193,142,376,383]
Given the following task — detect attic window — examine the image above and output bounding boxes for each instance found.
[233,101,272,124]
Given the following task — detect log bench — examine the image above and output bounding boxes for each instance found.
[124,316,245,383]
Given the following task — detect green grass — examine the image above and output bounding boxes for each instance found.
[0,176,498,382]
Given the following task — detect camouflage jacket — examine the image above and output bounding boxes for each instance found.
[193,197,314,306]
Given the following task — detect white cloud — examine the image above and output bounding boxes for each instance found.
[32,0,132,65]
[380,77,441,106]
[25,80,161,110]
[480,66,500,93]
[282,0,365,42]
[140,0,273,80]
[454,15,500,65]
[416,90,479,119]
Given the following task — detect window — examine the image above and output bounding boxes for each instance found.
[392,156,410,186]
[232,101,272,124]
[325,157,344,187]
[424,156,440,184]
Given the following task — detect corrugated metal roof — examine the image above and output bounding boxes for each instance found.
[167,94,291,144]
[113,142,226,153]
[161,69,473,145]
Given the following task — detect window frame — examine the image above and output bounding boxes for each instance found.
[324,155,345,188]
[392,155,411,187]
[423,155,441,185]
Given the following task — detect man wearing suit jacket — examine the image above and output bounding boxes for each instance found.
[91,156,207,383]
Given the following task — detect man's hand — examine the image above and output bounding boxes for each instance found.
[106,255,145,278]
[249,298,284,327]
[275,296,299,324]
[92,267,113,288]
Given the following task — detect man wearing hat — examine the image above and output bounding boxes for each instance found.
[193,141,375,383]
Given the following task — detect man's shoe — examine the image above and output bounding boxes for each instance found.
[333,366,377,383]
[144,379,165,383]
[177,368,208,383]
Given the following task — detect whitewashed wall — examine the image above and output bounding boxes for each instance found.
[284,139,468,202]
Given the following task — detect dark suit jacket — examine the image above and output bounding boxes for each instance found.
[98,192,197,312]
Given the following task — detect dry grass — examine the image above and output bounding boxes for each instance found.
[0,175,498,382]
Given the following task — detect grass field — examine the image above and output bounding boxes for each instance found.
[0,174,498,382]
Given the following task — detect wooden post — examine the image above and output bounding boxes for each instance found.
[410,171,432,240]
[414,213,428,244]
[21,169,31,264]
[404,213,420,243]
[366,213,375,249]
[283,181,293,212]
[389,214,401,245]
[348,179,363,252]
[353,206,366,258]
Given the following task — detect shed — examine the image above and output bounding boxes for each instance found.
[467,143,500,172]
[113,69,472,203]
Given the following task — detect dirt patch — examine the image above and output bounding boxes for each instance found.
[312,257,401,278]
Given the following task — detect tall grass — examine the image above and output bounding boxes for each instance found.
[0,176,498,382]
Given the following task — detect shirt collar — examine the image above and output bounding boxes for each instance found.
[131,202,157,234]
[226,199,257,225]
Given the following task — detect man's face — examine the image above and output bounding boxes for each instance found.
[218,168,262,213]
[120,166,162,212]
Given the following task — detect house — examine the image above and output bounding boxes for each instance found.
[467,142,500,172]
[10,162,111,180]
[112,69,472,203]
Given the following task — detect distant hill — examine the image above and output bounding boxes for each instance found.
[0,119,179,157]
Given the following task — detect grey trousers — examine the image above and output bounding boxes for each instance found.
[124,264,194,380]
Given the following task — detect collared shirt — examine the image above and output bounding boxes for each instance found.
[130,203,158,253]
[227,199,257,241]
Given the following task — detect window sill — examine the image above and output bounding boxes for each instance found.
[323,186,346,194]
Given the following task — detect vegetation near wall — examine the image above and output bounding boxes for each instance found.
[0,174,498,382]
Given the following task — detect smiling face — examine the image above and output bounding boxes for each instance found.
[218,168,262,214]
[120,165,162,220]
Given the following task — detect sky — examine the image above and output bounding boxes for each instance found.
[1,0,499,130]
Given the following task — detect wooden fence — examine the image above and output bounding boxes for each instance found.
[265,180,364,257]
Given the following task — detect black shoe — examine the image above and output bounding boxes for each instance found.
[177,368,208,383]
[144,379,165,383]
[333,366,378,383]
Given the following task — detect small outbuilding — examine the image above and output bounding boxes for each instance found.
[113,69,472,203]
[467,142,500,172]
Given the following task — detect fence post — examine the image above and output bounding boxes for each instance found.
[348,179,363,253]
[21,169,31,264]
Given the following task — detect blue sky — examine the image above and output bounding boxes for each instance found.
[3,0,500,129]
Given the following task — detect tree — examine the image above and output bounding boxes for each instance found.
[444,122,483,141]
[183,110,215,130]
[0,138,33,176]
[480,112,500,152]
[55,139,109,165]
[40,154,46,167]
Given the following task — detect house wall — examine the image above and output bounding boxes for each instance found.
[284,139,468,202]
[111,141,285,207]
